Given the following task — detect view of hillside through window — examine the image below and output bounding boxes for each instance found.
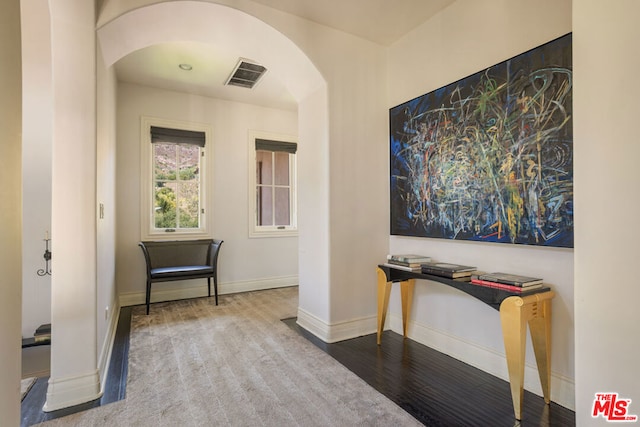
[154,143,200,229]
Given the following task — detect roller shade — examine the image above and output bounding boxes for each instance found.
[151,126,206,147]
[255,138,297,154]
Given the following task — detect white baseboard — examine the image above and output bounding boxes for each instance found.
[43,370,101,412]
[295,308,329,340]
[42,307,116,412]
[296,308,377,343]
[97,297,120,395]
[387,313,576,411]
[119,275,298,307]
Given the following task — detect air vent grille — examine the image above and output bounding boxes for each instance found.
[225,59,267,89]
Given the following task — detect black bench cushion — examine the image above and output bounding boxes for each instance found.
[150,265,213,279]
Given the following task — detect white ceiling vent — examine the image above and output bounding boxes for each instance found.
[225,59,267,89]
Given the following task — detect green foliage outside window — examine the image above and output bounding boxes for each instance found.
[153,143,200,229]
[155,187,177,228]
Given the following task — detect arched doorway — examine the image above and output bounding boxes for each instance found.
[97,0,330,346]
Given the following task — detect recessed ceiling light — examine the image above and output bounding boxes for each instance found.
[178,63,193,71]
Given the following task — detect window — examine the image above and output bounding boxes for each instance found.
[141,117,212,240]
[249,131,297,237]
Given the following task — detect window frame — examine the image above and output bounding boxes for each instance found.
[140,116,213,241]
[248,130,298,238]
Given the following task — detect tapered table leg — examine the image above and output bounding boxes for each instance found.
[377,267,392,345]
[400,279,415,338]
[529,296,553,404]
[500,291,554,420]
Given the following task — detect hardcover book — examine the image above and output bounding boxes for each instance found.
[387,254,432,263]
[34,334,51,343]
[387,259,423,268]
[420,262,477,278]
[471,278,543,292]
[477,272,543,287]
[34,323,52,342]
[382,262,422,272]
[34,323,51,336]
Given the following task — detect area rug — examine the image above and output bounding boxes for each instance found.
[42,287,421,426]
[21,377,36,401]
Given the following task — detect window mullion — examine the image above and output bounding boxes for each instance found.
[198,150,202,217]
[271,151,276,227]
[290,154,294,226]
[175,144,181,229]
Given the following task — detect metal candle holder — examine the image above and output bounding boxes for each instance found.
[37,233,52,276]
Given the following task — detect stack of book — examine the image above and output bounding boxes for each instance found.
[420,261,477,279]
[471,272,544,293]
[384,254,432,271]
[34,323,51,343]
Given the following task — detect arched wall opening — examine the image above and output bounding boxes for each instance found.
[97,1,331,322]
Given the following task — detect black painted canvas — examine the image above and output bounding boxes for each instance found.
[389,34,573,247]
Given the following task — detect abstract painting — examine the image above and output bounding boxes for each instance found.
[390,33,572,247]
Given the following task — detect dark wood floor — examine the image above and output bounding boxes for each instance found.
[20,307,132,427]
[22,302,575,426]
[283,318,575,427]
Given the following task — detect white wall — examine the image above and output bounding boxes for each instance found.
[573,1,640,425]
[387,0,574,410]
[247,1,390,340]
[324,30,389,327]
[0,0,22,423]
[115,83,299,303]
[96,41,119,389]
[46,0,100,411]
[21,0,52,339]
[297,88,330,322]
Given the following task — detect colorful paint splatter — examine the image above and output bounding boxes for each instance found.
[390,34,572,247]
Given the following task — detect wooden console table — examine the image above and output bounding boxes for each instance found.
[376,265,555,420]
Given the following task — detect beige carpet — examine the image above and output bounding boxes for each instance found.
[42,287,421,426]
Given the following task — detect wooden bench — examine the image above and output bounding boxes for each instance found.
[138,239,223,314]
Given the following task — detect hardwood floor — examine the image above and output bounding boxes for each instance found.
[283,318,575,427]
[22,303,575,426]
[20,307,132,427]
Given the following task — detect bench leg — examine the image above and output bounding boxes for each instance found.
[146,280,152,315]
[214,276,219,305]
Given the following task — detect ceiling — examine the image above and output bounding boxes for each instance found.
[114,0,455,110]
[249,0,454,46]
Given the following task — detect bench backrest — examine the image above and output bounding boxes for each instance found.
[139,239,220,269]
